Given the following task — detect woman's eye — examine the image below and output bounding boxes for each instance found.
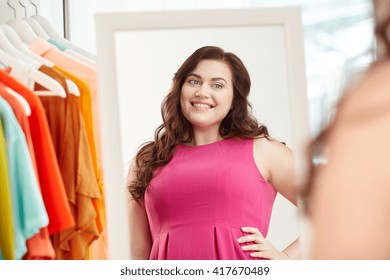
[189,79,200,85]
[212,84,223,89]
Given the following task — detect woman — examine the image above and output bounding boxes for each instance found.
[127,46,300,260]
[303,0,390,259]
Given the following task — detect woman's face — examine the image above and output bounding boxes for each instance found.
[180,59,234,131]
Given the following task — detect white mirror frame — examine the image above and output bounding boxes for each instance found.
[95,7,311,260]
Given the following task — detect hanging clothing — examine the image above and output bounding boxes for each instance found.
[0,118,15,260]
[0,83,37,176]
[39,91,101,260]
[53,66,105,233]
[1,15,107,260]
[53,66,108,260]
[29,37,102,159]
[0,82,55,260]
[29,38,106,236]
[47,38,97,68]
[35,65,68,93]
[37,65,106,255]
[0,69,74,235]
[7,60,38,91]
[0,98,49,259]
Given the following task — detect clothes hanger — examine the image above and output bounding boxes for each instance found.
[0,1,14,23]
[24,0,39,15]
[18,1,80,97]
[18,0,36,17]
[24,17,49,40]
[0,49,66,98]
[0,2,39,66]
[31,15,97,61]
[6,1,39,45]
[7,19,38,45]
[0,48,21,70]
[65,79,80,96]
[4,85,32,116]
[28,68,67,98]
[0,24,48,65]
[0,28,41,68]
[18,1,48,40]
[22,0,50,40]
[29,0,38,16]
[0,60,8,70]
[63,48,97,68]
[1,21,79,97]
[6,0,22,19]
[0,25,80,97]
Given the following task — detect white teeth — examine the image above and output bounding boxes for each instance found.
[193,103,211,109]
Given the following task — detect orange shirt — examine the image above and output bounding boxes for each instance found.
[30,38,106,232]
[40,92,100,260]
[29,38,102,158]
[0,69,74,234]
[50,67,108,259]
[53,66,105,232]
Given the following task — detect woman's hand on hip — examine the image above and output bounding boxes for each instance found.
[237,227,289,260]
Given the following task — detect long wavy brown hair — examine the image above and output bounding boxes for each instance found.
[128,46,269,200]
[300,0,390,214]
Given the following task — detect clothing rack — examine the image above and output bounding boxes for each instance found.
[62,0,69,39]
[0,0,105,260]
[0,1,69,40]
[0,1,40,23]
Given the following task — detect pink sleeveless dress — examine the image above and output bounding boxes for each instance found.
[144,137,277,260]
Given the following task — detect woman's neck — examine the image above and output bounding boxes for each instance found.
[191,127,223,146]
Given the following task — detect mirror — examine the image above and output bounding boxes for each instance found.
[96,7,310,259]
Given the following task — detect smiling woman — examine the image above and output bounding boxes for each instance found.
[180,56,233,144]
[126,46,300,260]
[95,7,310,259]
[180,59,234,138]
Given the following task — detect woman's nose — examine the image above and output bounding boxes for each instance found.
[195,84,210,98]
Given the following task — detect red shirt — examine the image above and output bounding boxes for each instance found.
[0,69,74,234]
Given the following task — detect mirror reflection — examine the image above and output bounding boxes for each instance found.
[98,11,310,258]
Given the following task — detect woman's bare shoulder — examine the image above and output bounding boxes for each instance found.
[253,136,291,151]
[339,60,390,120]
[253,136,292,169]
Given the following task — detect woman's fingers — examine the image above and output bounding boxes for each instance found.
[241,243,267,251]
[238,226,288,260]
[237,227,265,244]
[240,227,264,237]
[249,251,269,258]
[240,242,275,259]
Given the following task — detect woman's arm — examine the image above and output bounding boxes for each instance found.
[238,137,300,259]
[127,162,152,260]
[310,113,390,259]
[254,137,297,205]
[309,65,390,259]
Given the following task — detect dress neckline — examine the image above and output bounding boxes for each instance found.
[178,138,228,149]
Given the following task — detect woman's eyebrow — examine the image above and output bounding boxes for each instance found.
[188,73,228,84]
[210,77,228,84]
[188,73,202,79]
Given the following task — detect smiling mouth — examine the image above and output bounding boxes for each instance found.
[191,102,214,109]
